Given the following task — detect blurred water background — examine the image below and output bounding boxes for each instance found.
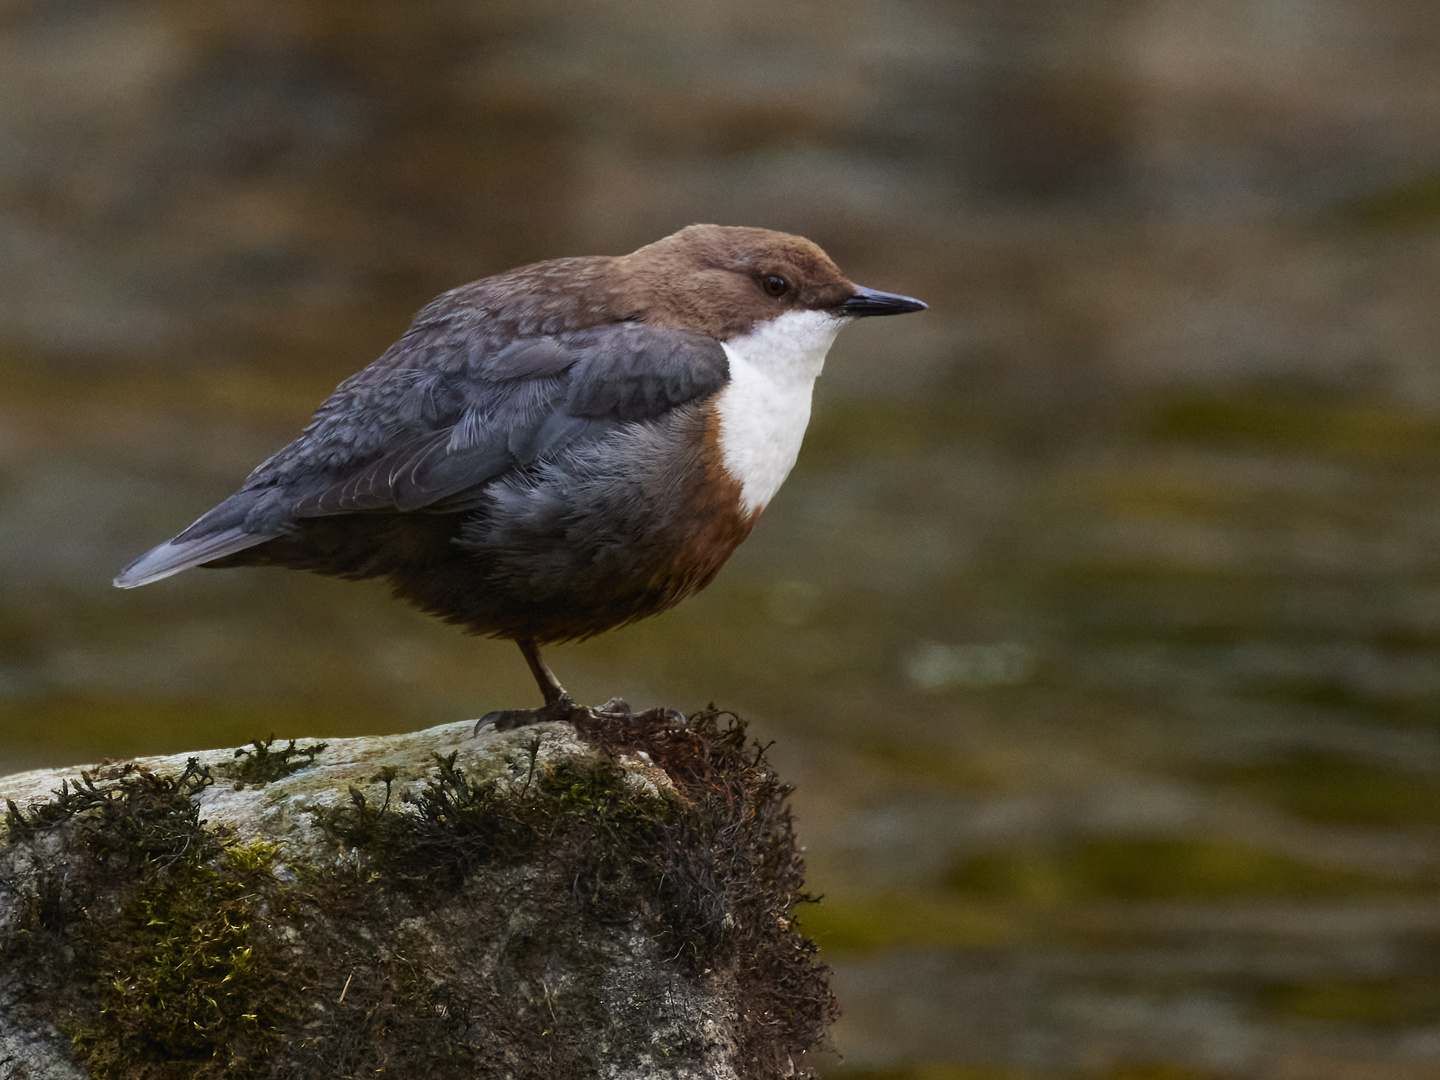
[1,1,1438,1077]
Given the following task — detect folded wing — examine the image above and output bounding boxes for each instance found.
[114,322,729,588]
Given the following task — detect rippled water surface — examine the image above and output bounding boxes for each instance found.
[1,2,1438,1076]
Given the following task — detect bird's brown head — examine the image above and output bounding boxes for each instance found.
[619,224,925,339]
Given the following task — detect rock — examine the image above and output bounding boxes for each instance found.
[0,711,835,1080]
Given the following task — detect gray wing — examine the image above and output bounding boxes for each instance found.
[114,322,728,587]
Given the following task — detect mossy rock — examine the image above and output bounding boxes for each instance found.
[0,711,835,1079]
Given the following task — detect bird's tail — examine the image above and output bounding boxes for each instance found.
[113,491,284,588]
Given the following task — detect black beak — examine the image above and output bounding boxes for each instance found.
[841,285,928,317]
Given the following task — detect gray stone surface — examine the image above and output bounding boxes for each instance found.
[0,717,830,1080]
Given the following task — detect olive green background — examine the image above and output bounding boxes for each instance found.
[0,2,1437,1077]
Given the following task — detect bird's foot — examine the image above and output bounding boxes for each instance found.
[473,695,585,735]
[473,696,686,737]
[592,697,687,729]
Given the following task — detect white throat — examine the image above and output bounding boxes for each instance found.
[715,309,845,515]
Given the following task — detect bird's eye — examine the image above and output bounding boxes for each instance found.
[760,274,790,297]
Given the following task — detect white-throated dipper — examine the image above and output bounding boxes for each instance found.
[115,225,926,727]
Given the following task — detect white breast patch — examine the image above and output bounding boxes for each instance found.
[715,309,846,516]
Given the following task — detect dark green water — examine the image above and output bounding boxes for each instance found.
[1,1,1438,1074]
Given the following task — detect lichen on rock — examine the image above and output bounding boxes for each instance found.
[0,710,836,1079]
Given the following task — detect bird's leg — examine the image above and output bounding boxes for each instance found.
[517,637,567,705]
[474,638,577,734]
[473,637,685,737]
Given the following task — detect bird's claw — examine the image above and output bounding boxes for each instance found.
[592,699,686,728]
[474,697,688,737]
[640,707,687,729]
[473,696,579,736]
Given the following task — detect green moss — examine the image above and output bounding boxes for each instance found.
[945,836,1408,903]
[3,760,301,1079]
[0,710,834,1079]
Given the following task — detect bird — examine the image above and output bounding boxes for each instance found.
[114,225,926,728]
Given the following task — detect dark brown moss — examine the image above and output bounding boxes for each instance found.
[304,707,837,1077]
[222,736,328,788]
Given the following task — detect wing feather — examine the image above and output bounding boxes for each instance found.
[287,325,727,518]
[116,320,733,586]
